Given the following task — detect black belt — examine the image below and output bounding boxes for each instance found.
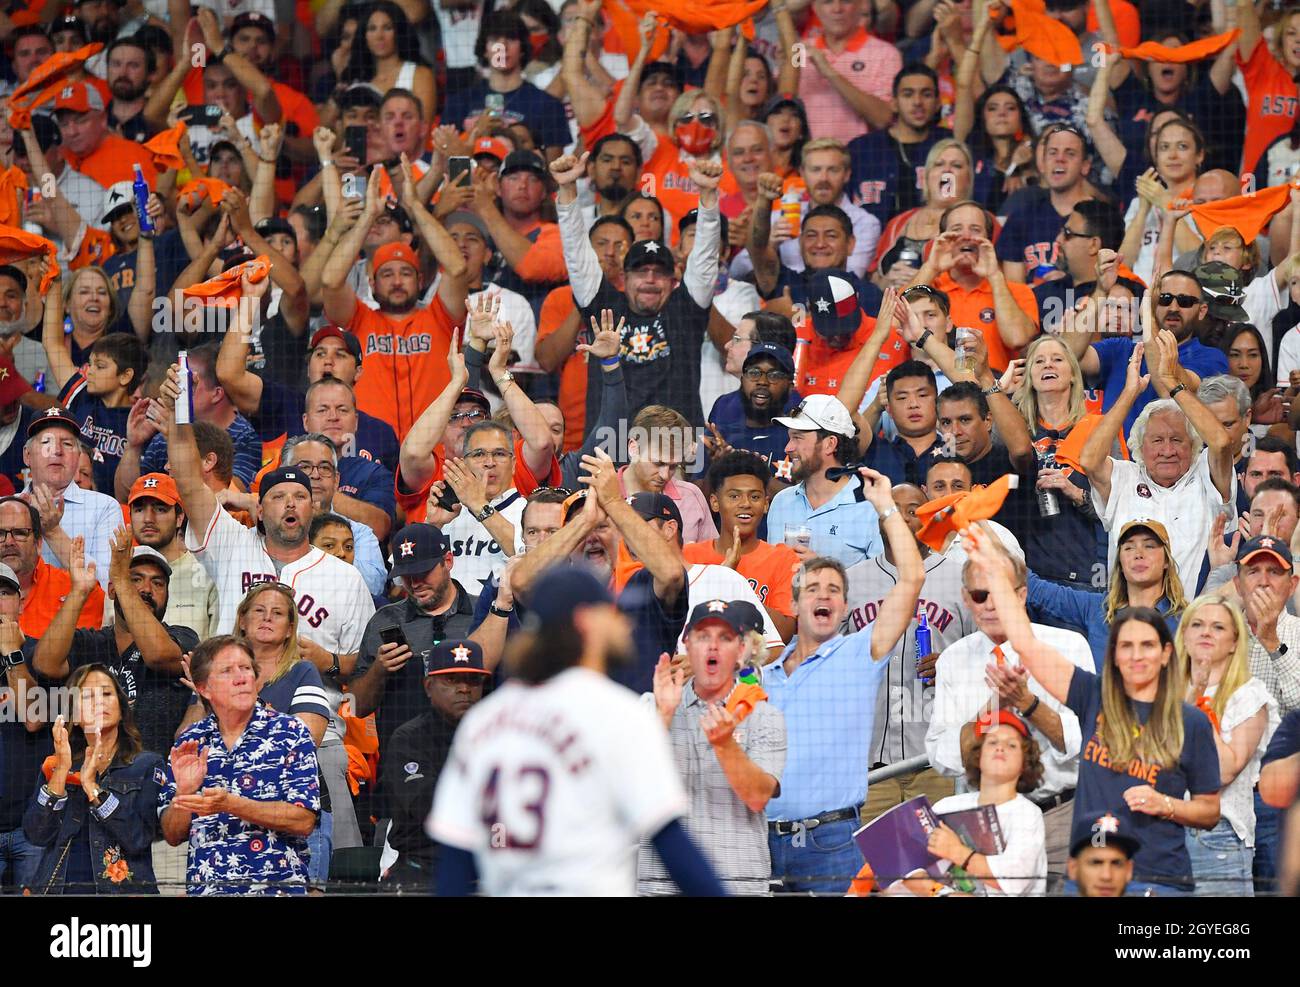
[768,806,858,836]
[1031,788,1075,810]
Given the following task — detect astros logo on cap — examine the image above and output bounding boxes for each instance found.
[816,275,857,318]
[452,645,471,663]
[1096,813,1119,835]
[707,600,727,612]
[144,477,158,488]
[399,540,415,557]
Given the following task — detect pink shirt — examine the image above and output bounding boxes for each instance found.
[617,466,719,544]
[797,27,902,144]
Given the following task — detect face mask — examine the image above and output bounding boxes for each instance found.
[529,32,548,59]
[675,121,717,156]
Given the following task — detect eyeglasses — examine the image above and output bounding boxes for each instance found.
[296,462,336,478]
[466,448,514,463]
[247,579,294,596]
[533,486,573,497]
[450,409,487,424]
[1041,123,1086,143]
[1158,292,1201,308]
[743,367,792,383]
[0,527,33,541]
[678,112,718,127]
[1059,226,1092,240]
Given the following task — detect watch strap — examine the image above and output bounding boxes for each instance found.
[489,603,515,619]
[475,503,497,522]
[1168,382,1187,399]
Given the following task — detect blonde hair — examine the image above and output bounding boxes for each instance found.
[799,137,850,168]
[1013,335,1088,431]
[234,582,304,685]
[1203,226,1262,276]
[63,265,120,332]
[1099,610,1186,771]
[1106,529,1188,624]
[1175,594,1251,725]
[923,138,974,204]
[630,404,694,461]
[669,91,724,153]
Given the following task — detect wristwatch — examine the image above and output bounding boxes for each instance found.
[915,329,934,350]
[878,506,899,523]
[982,382,1002,397]
[474,503,498,523]
[3,650,23,670]
[1169,382,1187,399]
[494,371,515,389]
[489,603,514,619]
[327,653,340,677]
[1020,695,1041,718]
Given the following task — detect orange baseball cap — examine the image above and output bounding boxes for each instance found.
[129,472,181,506]
[53,80,104,114]
[472,137,509,162]
[371,241,419,275]
[974,708,1031,740]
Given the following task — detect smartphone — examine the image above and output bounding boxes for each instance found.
[179,104,223,126]
[434,482,461,513]
[344,173,367,200]
[448,156,472,187]
[344,125,368,164]
[379,625,408,649]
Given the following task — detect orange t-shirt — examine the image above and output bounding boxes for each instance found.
[1237,40,1300,175]
[67,133,159,189]
[395,437,562,523]
[642,140,740,240]
[681,539,800,617]
[515,223,569,283]
[794,313,909,397]
[537,286,587,451]
[20,558,105,639]
[346,295,459,440]
[934,272,1039,372]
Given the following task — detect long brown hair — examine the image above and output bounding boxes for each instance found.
[66,664,144,766]
[1105,528,1188,624]
[1099,608,1186,771]
[234,582,303,685]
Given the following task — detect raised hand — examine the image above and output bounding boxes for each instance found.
[1207,510,1240,571]
[1095,248,1119,294]
[722,525,743,569]
[169,740,208,797]
[108,525,132,588]
[578,448,622,506]
[755,172,783,202]
[259,122,284,163]
[25,482,64,534]
[447,333,467,385]
[999,358,1026,394]
[549,151,589,187]
[468,291,502,343]
[488,320,515,377]
[687,158,724,192]
[312,125,337,162]
[445,457,490,516]
[857,466,895,514]
[578,309,625,360]
[653,652,684,726]
[67,535,97,597]
[700,703,738,747]
[51,715,72,783]
[1123,341,1150,397]
[1135,168,1171,210]
[700,421,734,460]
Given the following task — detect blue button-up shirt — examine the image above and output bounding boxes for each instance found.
[1092,335,1228,440]
[762,628,887,820]
[766,477,883,568]
[31,479,121,590]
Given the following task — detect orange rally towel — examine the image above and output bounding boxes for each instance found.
[724,681,768,723]
[0,168,29,228]
[995,0,1083,68]
[917,475,1020,553]
[177,177,234,209]
[847,861,876,896]
[0,225,59,293]
[604,1,669,64]
[181,255,272,305]
[1188,180,1299,244]
[10,43,104,110]
[1051,414,1104,473]
[1107,29,1239,64]
[623,0,767,37]
[144,122,189,171]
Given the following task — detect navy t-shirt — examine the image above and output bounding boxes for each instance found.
[59,374,131,494]
[1262,708,1300,765]
[252,379,400,474]
[1025,420,1106,587]
[102,229,190,339]
[616,566,689,694]
[339,456,396,522]
[442,82,570,151]
[847,129,939,228]
[1066,666,1220,888]
[704,388,800,470]
[0,404,36,492]
[1090,335,1229,440]
[764,264,884,317]
[995,186,1065,274]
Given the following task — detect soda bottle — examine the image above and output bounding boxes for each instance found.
[915,610,932,680]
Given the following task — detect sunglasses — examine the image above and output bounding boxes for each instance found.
[678,112,718,127]
[1157,292,1201,308]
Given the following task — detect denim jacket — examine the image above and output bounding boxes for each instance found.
[22,752,164,895]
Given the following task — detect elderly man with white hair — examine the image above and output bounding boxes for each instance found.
[1081,331,1235,596]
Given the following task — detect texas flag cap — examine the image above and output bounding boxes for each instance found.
[808,269,862,338]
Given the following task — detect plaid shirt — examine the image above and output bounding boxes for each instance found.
[637,681,786,895]
[1249,611,1300,715]
[161,702,320,896]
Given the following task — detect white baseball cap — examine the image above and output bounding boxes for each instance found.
[774,394,856,438]
[102,181,133,223]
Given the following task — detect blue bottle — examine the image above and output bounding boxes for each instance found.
[915,610,932,680]
[33,371,45,394]
[133,164,154,235]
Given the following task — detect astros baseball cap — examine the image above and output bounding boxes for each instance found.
[231,11,276,42]
[51,15,89,43]
[390,522,451,576]
[500,149,547,180]
[685,599,749,635]
[258,466,313,503]
[472,137,509,162]
[53,81,105,115]
[129,472,180,506]
[1195,262,1249,323]
[523,565,614,627]
[0,563,18,593]
[102,182,134,223]
[443,210,492,245]
[371,241,419,276]
[1237,534,1293,570]
[27,406,81,440]
[1117,518,1171,549]
[623,239,674,273]
[727,600,765,635]
[129,545,172,579]
[742,342,796,375]
[775,394,856,438]
[628,492,683,530]
[424,638,490,677]
[255,216,297,243]
[974,708,1031,740]
[1070,812,1140,859]
[309,325,363,363]
[808,269,864,338]
[458,387,491,415]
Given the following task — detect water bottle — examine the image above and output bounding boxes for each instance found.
[915,610,932,680]
[33,371,45,394]
[1037,448,1061,517]
[176,350,193,425]
[133,164,154,235]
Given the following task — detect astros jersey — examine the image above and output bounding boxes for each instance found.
[185,507,374,654]
[428,666,688,896]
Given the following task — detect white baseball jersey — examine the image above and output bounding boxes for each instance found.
[675,564,784,654]
[439,489,526,599]
[428,667,688,896]
[186,507,375,654]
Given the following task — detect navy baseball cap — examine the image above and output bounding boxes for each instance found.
[425,638,490,677]
[27,406,81,440]
[259,466,314,502]
[500,150,548,180]
[391,522,451,576]
[684,599,749,635]
[255,216,296,243]
[808,269,864,338]
[623,239,674,273]
[726,599,765,635]
[524,565,614,627]
[678,208,729,244]
[231,10,276,41]
[1070,812,1140,858]
[1237,534,1293,570]
[640,61,682,89]
[742,342,795,375]
[628,492,682,529]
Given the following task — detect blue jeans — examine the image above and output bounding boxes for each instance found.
[0,826,41,892]
[1186,818,1254,897]
[1253,790,1279,891]
[767,814,862,895]
[308,810,334,885]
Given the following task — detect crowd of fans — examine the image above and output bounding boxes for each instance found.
[0,0,1299,897]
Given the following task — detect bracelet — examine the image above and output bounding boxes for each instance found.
[915,329,933,350]
[600,355,620,367]
[320,160,335,169]
[258,156,276,165]
[982,382,1003,396]
[1163,795,1175,820]
[328,653,340,677]
[878,506,899,523]
[960,849,977,870]
[1168,382,1186,399]
[489,603,515,619]
[1020,695,1040,719]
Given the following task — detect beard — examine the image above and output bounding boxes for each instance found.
[792,447,823,484]
[739,387,781,425]
[264,517,308,548]
[110,78,147,102]
[597,181,631,204]
[0,317,25,336]
[378,291,417,315]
